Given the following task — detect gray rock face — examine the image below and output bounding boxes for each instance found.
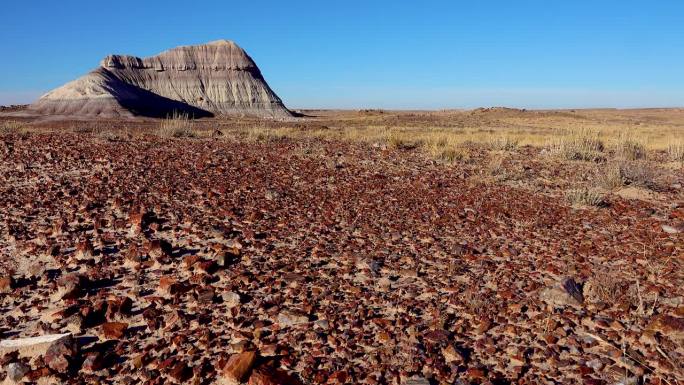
[30,40,292,118]
[6,362,30,383]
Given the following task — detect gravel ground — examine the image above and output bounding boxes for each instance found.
[0,133,682,385]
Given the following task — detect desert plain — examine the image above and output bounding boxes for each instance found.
[0,107,683,384]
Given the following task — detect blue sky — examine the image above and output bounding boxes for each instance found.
[1,1,683,109]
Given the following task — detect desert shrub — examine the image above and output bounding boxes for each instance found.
[488,135,519,151]
[667,139,684,162]
[597,161,657,190]
[424,135,468,163]
[597,163,626,190]
[584,275,633,305]
[244,127,283,142]
[619,160,657,189]
[565,188,606,207]
[485,155,512,182]
[96,129,130,141]
[429,146,469,163]
[157,112,197,138]
[0,120,24,134]
[550,128,605,161]
[73,126,98,134]
[614,132,646,160]
[386,131,422,150]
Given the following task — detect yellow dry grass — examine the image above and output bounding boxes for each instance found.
[229,108,684,163]
[0,120,26,134]
[157,111,198,138]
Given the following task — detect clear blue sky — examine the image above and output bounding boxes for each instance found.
[1,1,683,109]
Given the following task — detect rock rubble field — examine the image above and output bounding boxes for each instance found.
[0,131,682,384]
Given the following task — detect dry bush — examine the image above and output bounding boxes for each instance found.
[0,120,25,134]
[597,163,626,190]
[667,139,684,162]
[424,135,469,163]
[585,275,660,318]
[71,126,95,134]
[597,161,658,190]
[429,145,469,163]
[584,275,634,305]
[244,127,288,142]
[487,135,519,151]
[550,128,605,161]
[157,112,197,138]
[485,155,511,182]
[619,161,657,189]
[95,128,134,142]
[565,188,606,207]
[386,131,423,150]
[614,132,646,160]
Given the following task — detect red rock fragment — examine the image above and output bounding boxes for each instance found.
[0,275,14,293]
[196,260,216,275]
[647,314,684,341]
[144,239,173,261]
[128,211,144,235]
[248,365,301,385]
[424,329,449,343]
[327,370,348,384]
[222,351,257,384]
[101,322,128,339]
[169,361,193,382]
[26,367,51,381]
[105,296,133,321]
[159,276,177,293]
[466,367,486,380]
[44,335,77,373]
[125,244,143,265]
[81,351,105,372]
[184,254,201,268]
[75,239,94,260]
[142,306,162,330]
[476,319,492,334]
[55,273,88,301]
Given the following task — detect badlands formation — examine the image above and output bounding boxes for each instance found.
[29,40,292,118]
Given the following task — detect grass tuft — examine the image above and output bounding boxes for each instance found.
[667,139,684,162]
[614,132,646,160]
[619,160,657,189]
[0,120,25,134]
[565,188,606,207]
[550,128,605,161]
[487,135,519,151]
[485,155,510,181]
[157,112,197,138]
[386,131,423,150]
[429,146,469,163]
[597,163,626,190]
[597,160,657,190]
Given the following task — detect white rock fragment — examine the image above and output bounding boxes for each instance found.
[222,291,241,308]
[0,333,72,358]
[662,224,682,234]
[277,310,309,328]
